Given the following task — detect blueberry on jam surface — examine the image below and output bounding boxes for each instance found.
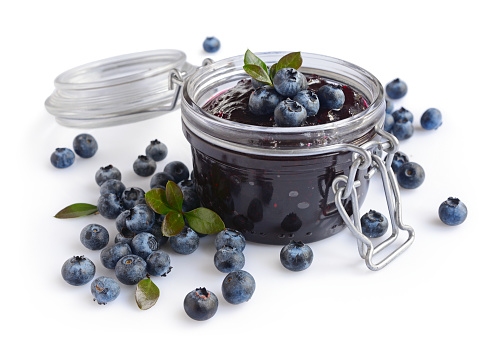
[201,75,368,126]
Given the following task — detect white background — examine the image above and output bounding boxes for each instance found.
[3,0,498,345]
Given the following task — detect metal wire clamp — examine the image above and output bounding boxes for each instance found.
[332,127,415,271]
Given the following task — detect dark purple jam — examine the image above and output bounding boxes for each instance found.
[202,75,368,126]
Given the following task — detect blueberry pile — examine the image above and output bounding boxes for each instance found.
[248,67,346,127]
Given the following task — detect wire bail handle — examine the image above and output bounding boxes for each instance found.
[332,127,415,271]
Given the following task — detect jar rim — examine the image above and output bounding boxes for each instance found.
[181,51,386,155]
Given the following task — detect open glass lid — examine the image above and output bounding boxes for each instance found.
[45,49,198,128]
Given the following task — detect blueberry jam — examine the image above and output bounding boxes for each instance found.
[183,75,375,245]
[202,76,368,126]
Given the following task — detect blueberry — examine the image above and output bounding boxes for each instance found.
[385,98,394,114]
[274,99,307,127]
[115,210,135,238]
[221,270,256,305]
[169,227,200,255]
[95,165,121,186]
[121,187,146,210]
[215,228,246,252]
[146,250,172,276]
[133,155,157,177]
[214,246,245,273]
[203,37,220,53]
[146,139,168,161]
[292,90,320,116]
[131,232,159,260]
[97,193,123,219]
[91,276,120,305]
[100,242,132,269]
[439,197,468,226]
[421,108,442,130]
[183,287,218,321]
[390,151,410,174]
[126,204,155,234]
[384,113,394,132]
[150,172,174,190]
[392,107,414,123]
[114,254,148,285]
[163,161,190,183]
[80,224,109,250]
[317,84,345,110]
[361,210,389,238]
[392,119,414,140]
[99,179,126,196]
[73,133,98,158]
[397,162,425,189]
[50,148,75,168]
[115,232,133,246]
[280,240,313,271]
[248,86,282,116]
[61,256,95,286]
[385,78,408,99]
[273,68,307,97]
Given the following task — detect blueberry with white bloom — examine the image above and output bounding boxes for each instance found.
[95,165,121,186]
[248,86,282,116]
[317,84,345,110]
[203,37,221,53]
[273,67,307,97]
[420,108,443,130]
[146,139,168,161]
[221,270,256,305]
[184,287,218,321]
[293,89,320,116]
[280,240,313,271]
[50,148,75,168]
[439,197,467,226]
[385,78,408,99]
[214,246,245,273]
[131,232,159,260]
[61,256,95,286]
[73,133,98,158]
[397,162,425,189]
[169,227,200,255]
[99,179,126,196]
[100,242,132,269]
[361,210,389,238]
[97,193,123,219]
[146,250,172,277]
[91,276,120,305]
[133,155,157,177]
[274,99,307,127]
[80,224,109,250]
[115,254,148,285]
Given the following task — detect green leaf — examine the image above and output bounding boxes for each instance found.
[161,211,185,236]
[165,181,183,212]
[54,203,98,219]
[135,278,160,310]
[243,64,272,86]
[244,49,268,74]
[275,51,303,72]
[269,63,277,82]
[145,188,174,215]
[183,207,225,234]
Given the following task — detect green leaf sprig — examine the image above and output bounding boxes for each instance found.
[54,203,99,218]
[243,50,303,87]
[145,181,225,237]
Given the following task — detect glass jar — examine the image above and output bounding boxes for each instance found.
[181,52,386,245]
